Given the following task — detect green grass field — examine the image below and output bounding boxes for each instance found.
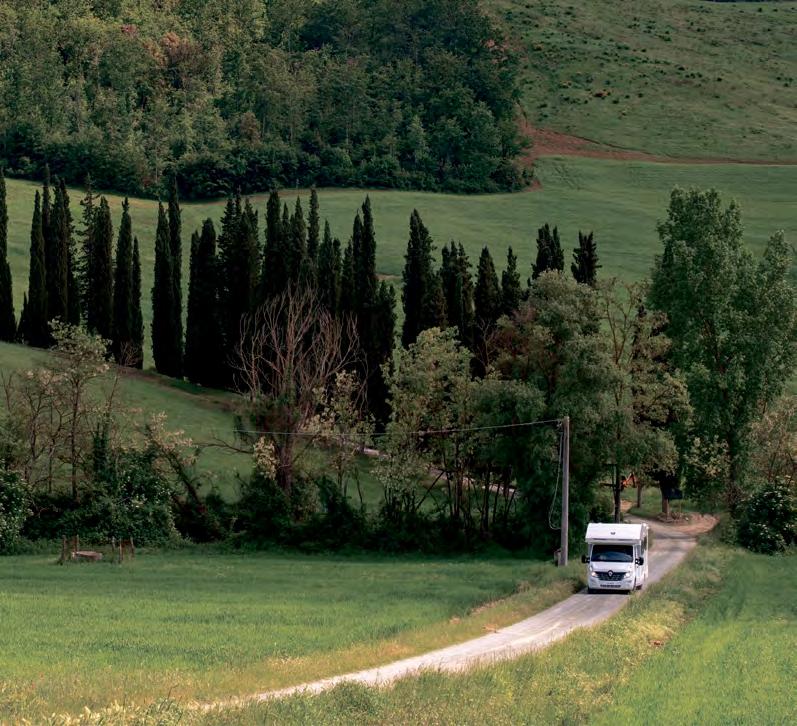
[177,537,794,725]
[0,549,580,720]
[497,0,797,161]
[4,158,796,369]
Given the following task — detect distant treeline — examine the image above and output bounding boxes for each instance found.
[0,0,527,199]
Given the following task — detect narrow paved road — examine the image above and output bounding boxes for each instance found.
[210,519,697,706]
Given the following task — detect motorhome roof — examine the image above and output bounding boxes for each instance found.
[586,523,645,542]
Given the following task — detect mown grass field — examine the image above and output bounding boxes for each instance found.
[497,0,797,161]
[109,535,792,726]
[4,157,796,368]
[0,549,581,721]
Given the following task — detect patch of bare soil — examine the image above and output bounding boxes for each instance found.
[519,120,797,167]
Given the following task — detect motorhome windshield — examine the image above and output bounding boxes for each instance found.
[591,544,633,562]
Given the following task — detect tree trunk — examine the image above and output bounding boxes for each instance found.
[613,464,622,523]
[661,489,670,518]
[636,475,643,509]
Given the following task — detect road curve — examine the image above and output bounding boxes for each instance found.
[209,519,698,707]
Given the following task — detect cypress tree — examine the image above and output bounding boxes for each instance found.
[219,196,259,356]
[501,246,522,315]
[111,198,134,363]
[86,197,113,339]
[26,191,48,347]
[571,230,600,286]
[0,168,15,340]
[474,246,501,330]
[151,204,182,377]
[289,197,307,283]
[317,220,341,315]
[58,180,81,326]
[474,246,501,374]
[167,178,183,364]
[17,293,28,342]
[307,187,320,263]
[356,197,377,309]
[531,223,564,280]
[401,210,444,347]
[131,237,144,369]
[441,242,474,344]
[339,239,356,315]
[185,219,225,388]
[78,176,96,310]
[46,176,69,323]
[260,189,285,302]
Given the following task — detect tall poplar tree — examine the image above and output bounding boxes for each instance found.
[151,204,182,376]
[571,231,600,286]
[87,197,114,339]
[26,192,48,347]
[111,198,134,363]
[0,168,15,340]
[185,219,225,388]
[401,210,444,347]
[130,237,144,369]
[501,246,522,315]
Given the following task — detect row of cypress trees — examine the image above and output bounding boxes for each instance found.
[178,189,396,419]
[3,169,143,363]
[400,213,600,358]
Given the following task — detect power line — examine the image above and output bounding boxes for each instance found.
[225,418,564,440]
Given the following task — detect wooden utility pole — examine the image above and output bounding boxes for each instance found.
[559,416,570,567]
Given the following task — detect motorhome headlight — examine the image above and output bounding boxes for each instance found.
[622,571,631,579]
[590,570,598,578]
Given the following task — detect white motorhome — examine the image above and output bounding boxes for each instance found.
[582,522,649,593]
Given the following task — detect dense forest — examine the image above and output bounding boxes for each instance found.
[0,0,527,198]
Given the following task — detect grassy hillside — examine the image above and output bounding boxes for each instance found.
[497,0,797,161]
[4,158,796,366]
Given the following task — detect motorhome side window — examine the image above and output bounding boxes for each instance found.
[590,544,634,563]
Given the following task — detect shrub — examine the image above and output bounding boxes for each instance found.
[737,481,797,554]
[0,471,29,553]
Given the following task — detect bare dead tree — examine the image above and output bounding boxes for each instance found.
[233,288,360,495]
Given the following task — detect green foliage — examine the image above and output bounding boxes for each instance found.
[401,210,444,347]
[531,223,564,280]
[185,220,225,388]
[0,470,28,553]
[474,246,501,330]
[0,0,523,197]
[571,230,600,286]
[86,196,113,339]
[440,242,474,346]
[737,480,797,554]
[0,168,15,341]
[24,191,48,346]
[500,246,522,317]
[111,198,134,364]
[494,272,613,548]
[130,237,144,368]
[650,188,797,506]
[45,177,71,325]
[151,204,182,377]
